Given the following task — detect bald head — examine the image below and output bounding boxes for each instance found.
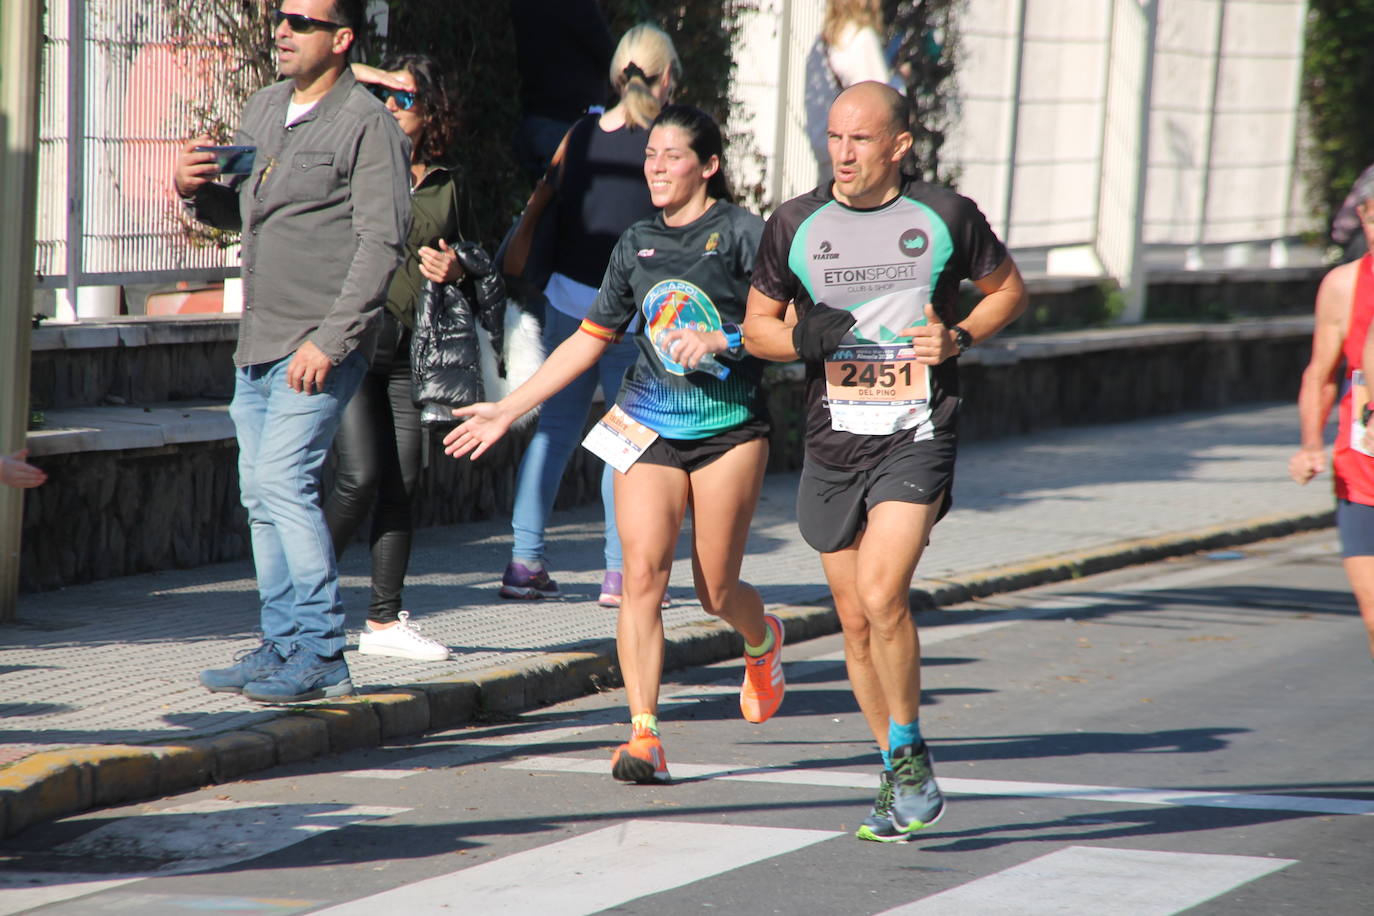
[825,81,914,208]
[832,81,910,138]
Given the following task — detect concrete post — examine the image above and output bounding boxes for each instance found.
[0,0,44,620]
[1096,0,1158,324]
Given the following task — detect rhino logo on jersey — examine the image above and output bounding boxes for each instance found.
[898,228,929,258]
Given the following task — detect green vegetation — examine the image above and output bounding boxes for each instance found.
[164,1,760,245]
[885,0,963,186]
[1303,1,1374,229]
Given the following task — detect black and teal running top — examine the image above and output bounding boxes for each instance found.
[751,177,1007,469]
[581,200,767,440]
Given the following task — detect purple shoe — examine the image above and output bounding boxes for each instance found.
[599,570,671,608]
[500,560,560,599]
[598,571,624,607]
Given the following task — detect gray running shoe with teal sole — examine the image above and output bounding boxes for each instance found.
[856,769,915,843]
[889,743,946,833]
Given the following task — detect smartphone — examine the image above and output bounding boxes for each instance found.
[194,145,257,176]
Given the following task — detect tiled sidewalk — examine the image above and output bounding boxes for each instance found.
[1,402,1333,767]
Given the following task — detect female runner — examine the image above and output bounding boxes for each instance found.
[444,105,784,782]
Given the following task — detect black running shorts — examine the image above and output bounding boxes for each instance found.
[635,418,771,474]
[1337,498,1374,558]
[796,437,955,553]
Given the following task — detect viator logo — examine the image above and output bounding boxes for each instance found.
[812,239,840,261]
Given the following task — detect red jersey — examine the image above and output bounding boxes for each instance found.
[1334,255,1374,505]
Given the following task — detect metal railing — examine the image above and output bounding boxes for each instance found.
[35,0,255,301]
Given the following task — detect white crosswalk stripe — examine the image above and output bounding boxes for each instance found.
[874,845,1295,916]
[309,819,840,915]
[1,777,1314,915]
[0,800,407,915]
[508,755,1374,817]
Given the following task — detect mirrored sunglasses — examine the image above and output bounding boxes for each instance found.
[368,85,418,111]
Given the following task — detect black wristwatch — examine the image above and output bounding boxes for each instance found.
[952,325,974,355]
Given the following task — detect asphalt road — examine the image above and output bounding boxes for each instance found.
[2,530,1372,915]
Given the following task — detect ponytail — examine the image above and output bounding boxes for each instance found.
[620,64,663,130]
[609,24,682,130]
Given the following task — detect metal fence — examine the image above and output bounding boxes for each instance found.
[35,0,251,297]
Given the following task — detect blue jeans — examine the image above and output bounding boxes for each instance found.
[230,351,366,658]
[511,306,638,570]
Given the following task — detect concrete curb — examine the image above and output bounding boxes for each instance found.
[0,509,1334,838]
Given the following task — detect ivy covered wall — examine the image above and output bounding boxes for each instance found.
[1303,0,1374,230]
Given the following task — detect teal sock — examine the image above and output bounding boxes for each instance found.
[888,718,923,753]
[879,746,892,771]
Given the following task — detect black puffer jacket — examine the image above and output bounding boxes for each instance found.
[410,243,508,425]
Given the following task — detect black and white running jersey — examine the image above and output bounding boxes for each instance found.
[752,177,1007,470]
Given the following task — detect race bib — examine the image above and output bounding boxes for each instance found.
[824,344,930,435]
[1354,370,1373,458]
[582,404,660,473]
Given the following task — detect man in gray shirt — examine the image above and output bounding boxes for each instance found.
[174,0,411,703]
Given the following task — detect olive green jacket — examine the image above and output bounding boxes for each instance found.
[387,163,465,329]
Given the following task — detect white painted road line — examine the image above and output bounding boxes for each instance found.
[510,756,1374,817]
[935,776,1374,817]
[338,706,630,778]
[0,800,407,915]
[875,845,1294,915]
[310,819,840,915]
[344,683,745,779]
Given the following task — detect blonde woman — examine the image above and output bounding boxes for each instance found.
[823,0,894,89]
[500,24,683,608]
[807,1,906,180]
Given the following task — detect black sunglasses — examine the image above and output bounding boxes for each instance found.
[368,85,418,111]
[273,9,342,33]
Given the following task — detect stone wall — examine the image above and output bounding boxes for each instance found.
[20,441,245,592]
[29,317,237,411]
[18,313,1314,592]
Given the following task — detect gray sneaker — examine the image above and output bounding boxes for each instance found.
[199,641,285,694]
[889,743,946,834]
[855,770,914,843]
[241,646,353,704]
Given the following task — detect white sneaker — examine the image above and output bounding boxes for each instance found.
[358,611,450,661]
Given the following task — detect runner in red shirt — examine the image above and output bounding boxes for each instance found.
[1290,170,1374,662]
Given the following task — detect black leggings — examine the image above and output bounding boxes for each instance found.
[324,314,422,624]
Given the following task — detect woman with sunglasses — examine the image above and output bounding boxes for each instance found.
[318,53,465,662]
[445,104,785,783]
[497,24,680,609]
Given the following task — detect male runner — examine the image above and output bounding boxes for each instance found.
[743,81,1027,841]
[1291,169,1374,662]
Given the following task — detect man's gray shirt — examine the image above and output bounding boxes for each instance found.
[187,68,412,368]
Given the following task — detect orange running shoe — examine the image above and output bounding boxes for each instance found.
[740,613,786,723]
[611,725,671,784]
